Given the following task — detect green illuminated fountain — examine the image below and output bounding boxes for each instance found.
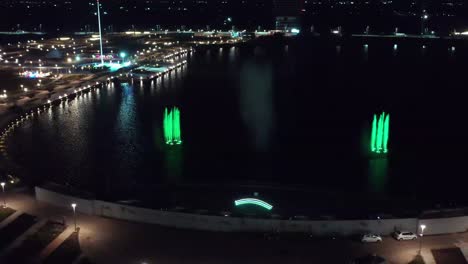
[163,107,182,145]
[370,112,389,154]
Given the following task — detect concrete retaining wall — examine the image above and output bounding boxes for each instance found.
[35,187,95,215]
[419,217,468,235]
[93,200,419,234]
[35,186,462,235]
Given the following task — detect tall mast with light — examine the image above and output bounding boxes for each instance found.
[97,0,104,65]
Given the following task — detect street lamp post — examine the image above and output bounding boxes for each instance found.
[419,224,426,254]
[0,182,6,208]
[421,12,429,35]
[71,203,77,232]
[96,0,104,66]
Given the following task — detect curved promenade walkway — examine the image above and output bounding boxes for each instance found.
[4,189,468,263]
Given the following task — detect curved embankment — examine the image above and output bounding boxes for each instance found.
[0,49,193,184]
[0,52,190,169]
[35,186,468,236]
[6,46,468,236]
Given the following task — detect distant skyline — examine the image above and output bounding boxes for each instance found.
[0,0,466,33]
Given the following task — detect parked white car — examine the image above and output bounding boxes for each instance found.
[361,234,382,243]
[393,231,418,241]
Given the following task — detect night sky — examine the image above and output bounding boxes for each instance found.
[0,0,466,33]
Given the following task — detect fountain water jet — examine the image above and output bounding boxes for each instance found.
[163,107,182,145]
[370,112,389,154]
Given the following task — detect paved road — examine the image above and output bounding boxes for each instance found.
[4,190,468,264]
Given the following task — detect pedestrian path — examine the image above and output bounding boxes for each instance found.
[5,190,468,264]
[72,253,86,264]
[0,198,80,263]
[421,248,436,264]
[0,218,46,257]
[39,226,75,261]
[0,210,22,229]
[454,240,468,263]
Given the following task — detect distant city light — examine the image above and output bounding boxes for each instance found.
[20,71,51,78]
[95,54,115,60]
[93,61,131,72]
[291,28,300,34]
[125,31,142,35]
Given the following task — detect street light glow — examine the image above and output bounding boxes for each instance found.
[0,182,5,208]
[419,224,427,253]
[71,203,78,231]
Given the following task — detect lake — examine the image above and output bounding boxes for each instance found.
[6,36,468,217]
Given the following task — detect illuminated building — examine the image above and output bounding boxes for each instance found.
[273,0,304,32]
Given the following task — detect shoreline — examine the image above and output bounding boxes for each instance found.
[1,36,466,221]
[0,42,193,191]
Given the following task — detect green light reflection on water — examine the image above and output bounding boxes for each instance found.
[368,157,388,193]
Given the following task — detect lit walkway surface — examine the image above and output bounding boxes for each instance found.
[3,190,468,263]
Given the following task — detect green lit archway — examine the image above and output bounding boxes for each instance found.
[234,198,273,210]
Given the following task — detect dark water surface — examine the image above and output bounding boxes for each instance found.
[7,36,468,216]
